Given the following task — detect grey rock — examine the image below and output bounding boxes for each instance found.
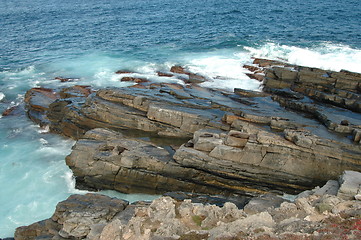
[337,170,361,200]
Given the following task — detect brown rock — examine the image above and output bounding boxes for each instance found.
[246,73,265,81]
[121,77,148,83]
[253,58,287,67]
[2,106,18,117]
[128,84,148,89]
[115,70,133,74]
[59,85,92,98]
[170,65,187,74]
[243,64,262,73]
[157,71,174,77]
[186,73,206,84]
[234,88,268,98]
[54,76,80,82]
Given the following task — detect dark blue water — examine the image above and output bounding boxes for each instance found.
[1,0,360,69]
[1,0,361,237]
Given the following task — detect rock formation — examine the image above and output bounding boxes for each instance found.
[14,61,361,239]
[14,171,361,240]
[23,62,361,197]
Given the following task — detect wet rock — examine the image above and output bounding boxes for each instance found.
[170,65,187,74]
[55,76,80,82]
[246,73,265,81]
[157,71,174,77]
[59,85,92,98]
[243,64,262,73]
[120,76,148,83]
[24,87,60,126]
[23,60,361,197]
[2,106,18,117]
[253,58,289,67]
[234,88,268,98]
[170,65,206,83]
[115,70,133,74]
[263,87,304,100]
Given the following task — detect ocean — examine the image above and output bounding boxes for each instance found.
[0,0,360,237]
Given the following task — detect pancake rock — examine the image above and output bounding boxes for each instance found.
[66,125,361,197]
[24,61,361,196]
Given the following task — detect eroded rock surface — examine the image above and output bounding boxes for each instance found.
[14,193,128,240]
[23,61,361,198]
[15,175,361,240]
[65,126,361,197]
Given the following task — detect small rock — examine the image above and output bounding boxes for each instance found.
[115,70,133,74]
[243,64,262,73]
[170,65,187,74]
[340,120,349,126]
[224,130,249,148]
[157,71,174,77]
[55,76,80,82]
[2,106,18,117]
[120,77,148,83]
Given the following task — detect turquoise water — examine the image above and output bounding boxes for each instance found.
[1,0,361,237]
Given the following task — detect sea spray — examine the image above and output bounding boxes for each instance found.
[245,42,361,73]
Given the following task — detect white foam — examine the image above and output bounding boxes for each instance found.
[0,92,5,101]
[245,42,361,73]
[62,171,87,194]
[37,125,50,133]
[181,53,261,92]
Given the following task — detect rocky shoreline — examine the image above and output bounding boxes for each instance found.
[8,58,361,239]
[14,171,361,239]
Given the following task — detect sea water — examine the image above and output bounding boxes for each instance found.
[1,0,361,237]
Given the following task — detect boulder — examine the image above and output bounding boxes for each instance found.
[15,193,128,240]
[243,194,286,215]
[337,170,361,200]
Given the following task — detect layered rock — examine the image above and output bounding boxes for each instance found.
[65,125,361,198]
[25,85,230,139]
[23,61,361,196]
[244,58,361,143]
[15,171,361,240]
